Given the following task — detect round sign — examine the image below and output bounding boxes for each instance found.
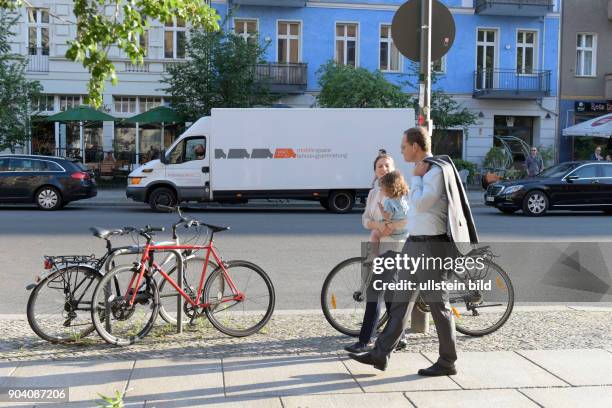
[391,0,456,62]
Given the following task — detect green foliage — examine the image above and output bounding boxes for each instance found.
[452,158,477,182]
[536,144,555,167]
[401,63,478,130]
[0,11,42,151]
[162,26,274,120]
[316,61,411,108]
[97,390,123,408]
[572,136,609,161]
[0,0,220,109]
[483,146,511,169]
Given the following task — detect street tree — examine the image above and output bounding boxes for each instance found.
[0,11,41,152]
[317,62,411,108]
[162,27,274,120]
[0,0,220,109]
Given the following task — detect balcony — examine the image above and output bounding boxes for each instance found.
[473,69,551,99]
[232,0,306,6]
[27,54,49,73]
[256,62,308,93]
[475,0,553,17]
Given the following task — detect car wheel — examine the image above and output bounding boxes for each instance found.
[327,191,355,213]
[149,187,177,212]
[498,208,517,214]
[522,190,548,216]
[35,186,63,211]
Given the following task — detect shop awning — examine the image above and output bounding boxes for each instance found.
[562,112,612,138]
[45,105,117,122]
[124,106,184,124]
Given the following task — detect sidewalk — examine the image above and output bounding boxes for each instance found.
[2,349,611,407]
[83,188,486,208]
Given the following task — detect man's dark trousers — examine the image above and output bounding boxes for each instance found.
[370,235,457,368]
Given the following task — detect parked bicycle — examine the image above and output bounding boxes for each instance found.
[321,245,514,338]
[91,208,276,346]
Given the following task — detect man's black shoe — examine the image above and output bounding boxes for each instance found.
[417,362,457,376]
[344,342,372,353]
[348,352,387,371]
[395,338,408,351]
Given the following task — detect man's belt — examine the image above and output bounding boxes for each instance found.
[408,234,449,242]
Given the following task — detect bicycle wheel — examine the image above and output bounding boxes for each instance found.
[91,265,159,346]
[321,257,374,337]
[451,259,514,337]
[158,255,219,325]
[203,260,275,337]
[27,265,101,343]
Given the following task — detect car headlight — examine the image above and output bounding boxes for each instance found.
[503,185,524,194]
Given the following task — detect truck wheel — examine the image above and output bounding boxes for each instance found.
[149,187,177,212]
[327,191,354,213]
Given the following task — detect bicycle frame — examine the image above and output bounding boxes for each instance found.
[125,241,243,308]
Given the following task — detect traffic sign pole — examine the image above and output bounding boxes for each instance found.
[419,0,433,134]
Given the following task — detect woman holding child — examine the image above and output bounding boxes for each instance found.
[344,153,410,353]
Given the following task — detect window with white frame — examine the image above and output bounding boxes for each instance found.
[59,95,83,111]
[31,95,54,112]
[517,30,537,74]
[139,97,162,113]
[277,21,301,63]
[138,30,149,57]
[576,33,597,76]
[235,19,258,43]
[432,56,446,73]
[27,8,49,56]
[379,25,400,72]
[164,18,186,59]
[336,23,358,67]
[114,96,137,114]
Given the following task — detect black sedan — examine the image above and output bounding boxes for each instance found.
[485,161,612,216]
[0,154,97,210]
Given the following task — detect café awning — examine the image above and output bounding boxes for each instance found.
[124,106,183,124]
[562,112,612,138]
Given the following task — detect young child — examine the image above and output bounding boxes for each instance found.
[369,170,409,257]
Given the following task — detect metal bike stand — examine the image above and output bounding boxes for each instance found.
[169,249,185,334]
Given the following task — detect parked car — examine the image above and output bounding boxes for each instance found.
[484,161,612,216]
[0,154,97,210]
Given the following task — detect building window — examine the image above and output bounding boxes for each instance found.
[379,25,400,72]
[576,33,596,76]
[335,23,358,67]
[114,96,137,114]
[27,8,49,56]
[517,30,536,74]
[31,95,54,112]
[59,95,83,111]
[138,30,148,57]
[235,19,258,43]
[277,21,300,63]
[432,129,463,159]
[164,18,186,59]
[432,56,446,73]
[139,97,162,113]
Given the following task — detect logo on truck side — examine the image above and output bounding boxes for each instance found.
[215,148,347,159]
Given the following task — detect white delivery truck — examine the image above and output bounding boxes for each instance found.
[126,108,415,212]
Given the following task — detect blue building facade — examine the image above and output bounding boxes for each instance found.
[210,0,561,164]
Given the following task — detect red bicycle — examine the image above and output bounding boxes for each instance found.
[90,208,275,346]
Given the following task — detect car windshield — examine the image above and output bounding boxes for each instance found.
[537,163,579,178]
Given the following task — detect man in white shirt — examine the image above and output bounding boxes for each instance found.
[349,127,458,376]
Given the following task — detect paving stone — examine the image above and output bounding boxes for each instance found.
[405,389,538,408]
[517,349,612,386]
[342,353,459,392]
[2,359,133,404]
[143,396,282,408]
[223,354,361,397]
[521,386,612,408]
[423,351,567,389]
[124,357,223,404]
[0,362,18,385]
[282,392,412,408]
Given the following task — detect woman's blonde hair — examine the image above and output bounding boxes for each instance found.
[379,171,408,199]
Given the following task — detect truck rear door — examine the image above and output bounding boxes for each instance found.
[165,136,210,201]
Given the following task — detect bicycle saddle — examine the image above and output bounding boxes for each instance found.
[90,227,123,239]
[201,223,230,233]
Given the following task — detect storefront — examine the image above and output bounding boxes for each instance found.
[566,101,612,160]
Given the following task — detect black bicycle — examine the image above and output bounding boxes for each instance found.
[321,246,514,337]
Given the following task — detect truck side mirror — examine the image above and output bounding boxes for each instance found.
[159,149,168,164]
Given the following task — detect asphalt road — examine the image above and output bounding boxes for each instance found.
[1,203,612,314]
